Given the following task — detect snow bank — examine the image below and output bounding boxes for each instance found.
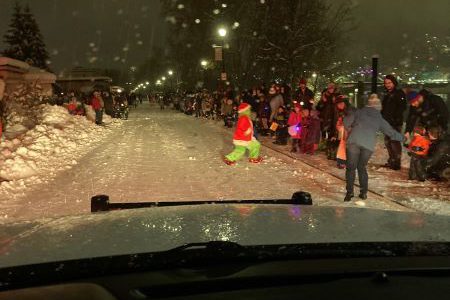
[0,104,121,182]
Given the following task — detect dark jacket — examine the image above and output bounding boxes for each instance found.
[344,106,404,152]
[406,91,449,133]
[426,134,450,178]
[301,116,321,145]
[316,91,338,131]
[381,88,407,128]
[294,87,315,110]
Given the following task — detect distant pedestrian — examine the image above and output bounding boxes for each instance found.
[91,90,104,125]
[343,94,404,201]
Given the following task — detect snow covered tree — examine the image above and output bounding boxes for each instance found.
[2,2,50,70]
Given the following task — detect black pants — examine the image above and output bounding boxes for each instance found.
[291,138,301,152]
[326,139,340,160]
[276,127,289,144]
[346,144,373,195]
[384,126,402,168]
[409,155,426,181]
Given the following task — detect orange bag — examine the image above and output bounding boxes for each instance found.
[270,122,279,131]
[337,139,346,161]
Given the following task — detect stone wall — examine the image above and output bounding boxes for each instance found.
[0,57,56,97]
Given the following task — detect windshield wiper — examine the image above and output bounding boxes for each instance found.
[90,191,312,212]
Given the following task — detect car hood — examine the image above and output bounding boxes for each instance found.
[0,204,449,268]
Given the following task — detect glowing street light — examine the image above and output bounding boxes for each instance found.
[201,60,208,67]
[168,70,173,76]
[162,76,166,81]
[218,27,227,37]
[156,80,162,85]
[312,72,317,78]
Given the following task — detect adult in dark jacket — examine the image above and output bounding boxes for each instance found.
[293,78,315,111]
[405,89,449,136]
[316,83,340,159]
[425,128,450,181]
[381,75,407,170]
[343,94,404,201]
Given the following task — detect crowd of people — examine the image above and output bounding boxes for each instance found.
[161,75,449,200]
[52,90,142,124]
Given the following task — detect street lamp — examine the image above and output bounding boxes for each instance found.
[217,27,228,84]
[201,60,208,67]
[168,70,173,76]
[162,76,166,81]
[218,27,227,37]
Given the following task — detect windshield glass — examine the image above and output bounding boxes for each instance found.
[0,0,449,268]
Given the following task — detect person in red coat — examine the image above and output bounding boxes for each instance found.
[91,90,104,125]
[224,103,262,165]
[288,103,302,152]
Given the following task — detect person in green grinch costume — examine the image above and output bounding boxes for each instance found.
[224,103,263,165]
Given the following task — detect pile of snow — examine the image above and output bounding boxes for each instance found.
[0,104,121,182]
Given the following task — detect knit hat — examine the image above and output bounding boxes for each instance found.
[299,78,307,85]
[367,93,381,108]
[384,74,398,86]
[407,91,421,104]
[238,102,251,113]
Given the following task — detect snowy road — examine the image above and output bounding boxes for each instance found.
[1,102,448,222]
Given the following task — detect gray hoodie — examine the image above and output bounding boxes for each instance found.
[344,106,404,152]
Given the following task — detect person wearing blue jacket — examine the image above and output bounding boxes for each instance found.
[343,94,404,201]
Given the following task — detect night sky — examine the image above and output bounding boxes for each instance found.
[0,0,449,75]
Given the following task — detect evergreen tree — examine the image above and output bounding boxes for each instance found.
[2,2,50,70]
[2,2,25,61]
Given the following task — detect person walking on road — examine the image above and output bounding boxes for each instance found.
[381,75,407,170]
[224,103,262,165]
[343,94,404,202]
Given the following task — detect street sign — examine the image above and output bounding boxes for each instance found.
[221,72,227,81]
[215,47,223,61]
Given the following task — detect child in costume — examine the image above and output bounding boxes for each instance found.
[408,126,431,182]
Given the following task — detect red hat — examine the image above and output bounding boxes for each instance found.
[299,78,307,85]
[238,102,251,113]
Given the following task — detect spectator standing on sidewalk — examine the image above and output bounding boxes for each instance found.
[91,90,104,125]
[316,82,340,159]
[288,103,303,152]
[381,75,407,170]
[294,78,315,111]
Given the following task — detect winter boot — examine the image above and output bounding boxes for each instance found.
[358,193,367,200]
[344,193,354,202]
